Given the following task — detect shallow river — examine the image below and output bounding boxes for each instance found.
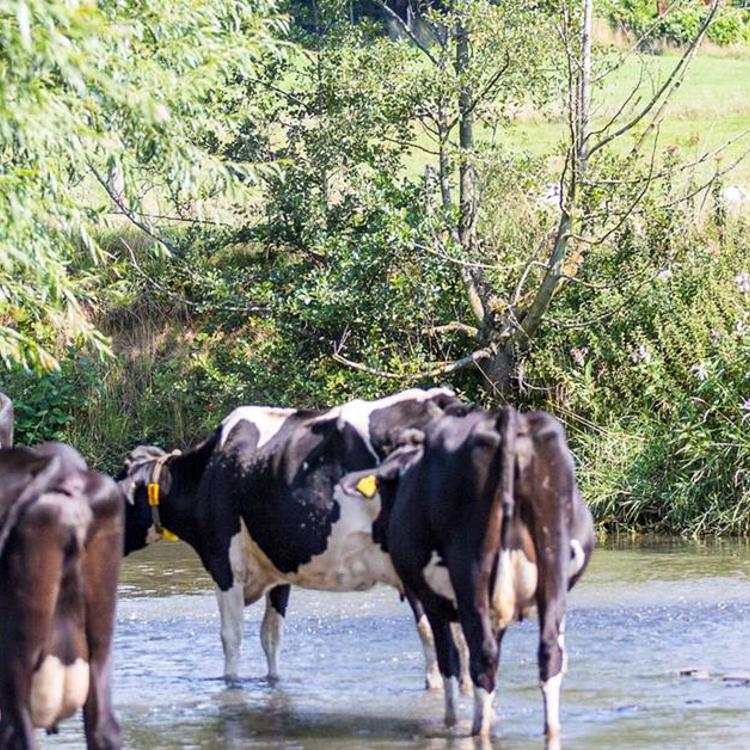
[47,539,748,749]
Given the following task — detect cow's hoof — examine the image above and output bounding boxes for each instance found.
[545,734,562,750]
[266,672,280,685]
[425,668,443,691]
[223,674,242,689]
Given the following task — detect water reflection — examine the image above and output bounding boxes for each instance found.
[42,539,750,750]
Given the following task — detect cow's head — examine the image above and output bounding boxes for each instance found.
[116,445,175,555]
[340,428,426,548]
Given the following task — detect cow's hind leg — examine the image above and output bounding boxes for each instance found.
[0,503,66,749]
[424,612,460,728]
[405,592,441,690]
[82,480,123,750]
[261,586,289,682]
[538,600,566,740]
[454,605,499,736]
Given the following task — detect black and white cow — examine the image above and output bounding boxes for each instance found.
[342,405,595,739]
[119,388,459,686]
[0,392,13,449]
[0,443,123,750]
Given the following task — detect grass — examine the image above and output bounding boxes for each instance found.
[404,49,750,191]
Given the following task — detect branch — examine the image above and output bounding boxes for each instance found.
[332,342,499,381]
[588,1,719,157]
[90,164,177,254]
[423,321,480,337]
[372,0,438,65]
[446,53,512,131]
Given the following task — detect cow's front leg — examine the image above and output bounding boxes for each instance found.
[405,592,441,690]
[424,612,460,728]
[215,583,244,682]
[261,586,289,682]
[538,605,566,741]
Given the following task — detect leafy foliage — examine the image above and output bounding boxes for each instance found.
[602,0,750,47]
[0,0,281,370]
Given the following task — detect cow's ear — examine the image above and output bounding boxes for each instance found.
[118,462,151,506]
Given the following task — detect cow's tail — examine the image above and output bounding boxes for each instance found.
[0,455,62,561]
[498,406,517,555]
[481,406,518,584]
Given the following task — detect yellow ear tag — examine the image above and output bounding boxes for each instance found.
[355,474,378,499]
[162,529,180,542]
[147,483,160,507]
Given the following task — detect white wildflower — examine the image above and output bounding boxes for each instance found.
[690,363,709,382]
[631,345,652,365]
[570,346,589,367]
[734,272,750,294]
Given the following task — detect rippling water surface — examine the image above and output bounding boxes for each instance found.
[46,539,749,749]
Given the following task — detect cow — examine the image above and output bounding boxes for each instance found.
[0,443,124,750]
[0,393,13,449]
[118,388,460,687]
[342,405,595,739]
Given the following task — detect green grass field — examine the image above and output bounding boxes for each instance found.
[406,50,750,191]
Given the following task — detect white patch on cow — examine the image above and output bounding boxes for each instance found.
[285,484,401,591]
[36,492,92,548]
[541,671,563,738]
[260,593,284,681]
[443,675,459,727]
[492,548,538,629]
[422,551,456,605]
[30,656,89,729]
[219,406,297,449]
[559,615,568,674]
[471,688,495,736]
[337,387,454,458]
[215,582,244,680]
[449,622,472,693]
[569,539,585,578]
[416,614,441,690]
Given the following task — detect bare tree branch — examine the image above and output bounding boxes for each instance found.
[332,342,499,381]
[423,321,480,337]
[588,1,719,158]
[372,0,439,65]
[90,164,177,254]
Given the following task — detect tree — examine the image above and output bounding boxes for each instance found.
[323,0,736,398]
[0,0,281,371]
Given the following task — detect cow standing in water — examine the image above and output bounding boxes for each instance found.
[0,392,13,449]
[343,406,594,739]
[118,388,459,686]
[0,443,123,750]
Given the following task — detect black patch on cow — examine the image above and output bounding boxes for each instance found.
[368,393,457,458]
[227,415,374,574]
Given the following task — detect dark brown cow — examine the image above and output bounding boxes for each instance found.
[0,393,13,449]
[0,444,123,750]
[343,406,595,740]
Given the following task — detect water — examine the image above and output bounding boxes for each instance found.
[46,539,749,749]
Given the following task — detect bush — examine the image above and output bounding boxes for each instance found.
[603,0,750,48]
[522,212,750,536]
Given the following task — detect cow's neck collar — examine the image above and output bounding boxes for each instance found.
[147,449,182,540]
